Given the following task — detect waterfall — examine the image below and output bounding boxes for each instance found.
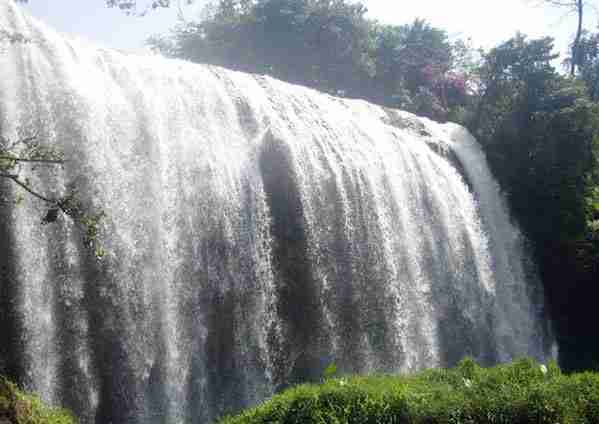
[0,2,553,423]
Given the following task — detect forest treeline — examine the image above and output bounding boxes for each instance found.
[148,0,599,371]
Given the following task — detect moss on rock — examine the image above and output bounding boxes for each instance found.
[0,377,75,424]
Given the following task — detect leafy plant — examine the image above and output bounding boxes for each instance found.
[322,362,337,380]
[219,358,593,424]
[0,132,106,260]
[0,376,75,424]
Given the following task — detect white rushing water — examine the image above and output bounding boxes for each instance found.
[0,1,553,423]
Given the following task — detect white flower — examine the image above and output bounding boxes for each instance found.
[540,364,548,375]
[463,378,472,388]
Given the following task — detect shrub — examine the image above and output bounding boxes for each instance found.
[219,358,599,424]
[0,377,75,424]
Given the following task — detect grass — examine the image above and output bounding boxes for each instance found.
[219,358,599,424]
[2,358,599,423]
[0,376,75,424]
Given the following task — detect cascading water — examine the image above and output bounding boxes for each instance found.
[0,2,553,423]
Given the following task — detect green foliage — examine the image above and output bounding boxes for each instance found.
[0,133,106,260]
[322,363,337,380]
[471,34,599,243]
[468,34,599,371]
[151,0,374,96]
[0,377,75,424]
[573,30,599,101]
[219,358,599,424]
[58,188,107,260]
[370,19,473,120]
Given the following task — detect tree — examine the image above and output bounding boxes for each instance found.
[148,0,471,120]
[540,0,585,76]
[370,19,471,120]
[471,34,598,241]
[471,34,558,137]
[149,0,376,97]
[469,33,599,370]
[571,30,599,100]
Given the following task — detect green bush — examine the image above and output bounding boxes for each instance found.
[219,358,599,424]
[0,377,75,424]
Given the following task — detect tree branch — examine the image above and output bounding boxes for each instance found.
[571,0,584,76]
[543,0,578,9]
[0,172,57,204]
[0,155,65,164]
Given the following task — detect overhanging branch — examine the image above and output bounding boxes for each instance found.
[0,155,65,164]
[0,172,57,204]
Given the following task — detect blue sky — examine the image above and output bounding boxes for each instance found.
[20,0,597,63]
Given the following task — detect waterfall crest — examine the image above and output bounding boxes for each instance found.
[1,2,552,423]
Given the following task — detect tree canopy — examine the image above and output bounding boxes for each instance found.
[149,0,471,121]
[469,33,599,371]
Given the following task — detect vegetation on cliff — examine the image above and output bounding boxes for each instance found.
[0,377,75,424]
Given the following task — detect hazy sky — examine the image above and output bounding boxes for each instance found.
[20,0,597,62]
